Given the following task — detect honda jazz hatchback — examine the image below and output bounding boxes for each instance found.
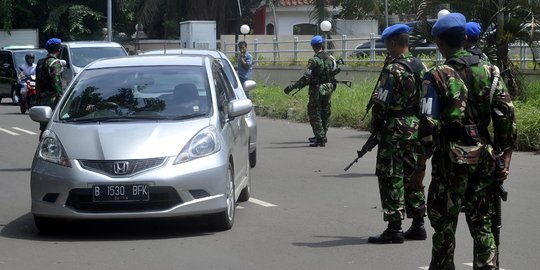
[29,55,253,233]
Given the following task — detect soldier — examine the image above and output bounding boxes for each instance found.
[417,13,516,269]
[464,22,490,63]
[367,24,428,244]
[284,35,336,147]
[36,38,64,139]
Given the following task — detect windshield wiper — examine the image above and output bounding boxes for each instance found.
[62,115,169,123]
[170,113,207,120]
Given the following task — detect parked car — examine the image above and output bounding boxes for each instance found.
[0,48,47,104]
[29,54,253,233]
[59,41,128,86]
[143,49,258,168]
[352,38,386,58]
[353,38,436,58]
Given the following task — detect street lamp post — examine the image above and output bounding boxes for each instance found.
[320,20,332,50]
[240,24,250,41]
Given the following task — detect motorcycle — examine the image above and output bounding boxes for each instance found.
[19,75,37,114]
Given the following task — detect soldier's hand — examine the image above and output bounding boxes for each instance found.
[283,84,295,94]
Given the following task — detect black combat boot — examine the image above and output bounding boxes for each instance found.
[404,217,427,240]
[308,136,327,143]
[309,137,326,147]
[368,221,404,244]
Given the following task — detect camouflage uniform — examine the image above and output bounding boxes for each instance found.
[418,50,516,270]
[289,50,335,142]
[36,53,63,107]
[371,52,427,223]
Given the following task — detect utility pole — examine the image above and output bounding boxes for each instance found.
[107,0,112,41]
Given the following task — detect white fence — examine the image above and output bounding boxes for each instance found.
[222,34,539,69]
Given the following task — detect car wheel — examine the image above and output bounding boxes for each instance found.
[210,163,235,231]
[34,216,65,234]
[249,148,257,168]
[238,156,251,202]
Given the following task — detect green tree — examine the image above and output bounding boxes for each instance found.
[417,0,540,97]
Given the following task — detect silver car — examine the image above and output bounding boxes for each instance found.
[143,49,258,168]
[29,55,253,233]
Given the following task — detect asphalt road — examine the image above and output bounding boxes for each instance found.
[0,100,539,270]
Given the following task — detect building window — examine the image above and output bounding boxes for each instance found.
[293,23,317,35]
[266,24,275,35]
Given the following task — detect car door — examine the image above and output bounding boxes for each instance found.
[212,62,248,184]
[0,51,16,98]
[60,45,73,86]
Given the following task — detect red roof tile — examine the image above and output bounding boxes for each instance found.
[279,0,312,6]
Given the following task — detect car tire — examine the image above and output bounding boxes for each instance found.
[249,148,257,168]
[34,216,65,234]
[238,156,251,202]
[210,163,235,231]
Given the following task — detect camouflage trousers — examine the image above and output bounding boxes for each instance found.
[307,87,331,140]
[376,139,426,222]
[428,149,497,270]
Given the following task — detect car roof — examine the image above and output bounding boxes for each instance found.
[62,41,124,48]
[1,48,46,53]
[85,54,212,69]
[143,49,226,59]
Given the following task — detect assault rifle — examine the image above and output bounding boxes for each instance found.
[361,55,391,121]
[343,132,378,171]
[493,155,508,269]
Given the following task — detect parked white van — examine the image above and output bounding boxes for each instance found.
[59,41,128,86]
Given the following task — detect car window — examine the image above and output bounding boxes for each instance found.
[217,58,239,89]
[70,47,127,67]
[213,64,235,124]
[58,65,211,122]
[14,50,47,69]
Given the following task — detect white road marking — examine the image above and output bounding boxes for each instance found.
[0,128,19,135]
[236,205,244,209]
[249,197,277,207]
[12,127,37,135]
[421,263,506,270]
[463,262,506,270]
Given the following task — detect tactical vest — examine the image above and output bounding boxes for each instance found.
[313,51,335,84]
[387,57,424,117]
[445,54,492,144]
[35,56,59,93]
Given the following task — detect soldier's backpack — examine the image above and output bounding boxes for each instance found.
[35,56,57,93]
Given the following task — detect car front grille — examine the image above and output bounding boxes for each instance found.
[79,158,166,177]
[65,187,183,213]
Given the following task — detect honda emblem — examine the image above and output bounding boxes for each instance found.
[113,161,129,175]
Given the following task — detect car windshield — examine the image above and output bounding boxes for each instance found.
[58,65,211,122]
[70,47,127,67]
[13,50,47,69]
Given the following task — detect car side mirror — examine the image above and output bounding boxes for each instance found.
[243,80,256,92]
[228,99,252,118]
[29,106,53,123]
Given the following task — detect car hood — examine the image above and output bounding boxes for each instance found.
[50,118,211,160]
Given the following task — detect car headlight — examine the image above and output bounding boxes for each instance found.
[173,126,221,165]
[38,130,72,167]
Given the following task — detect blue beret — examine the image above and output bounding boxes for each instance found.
[465,22,481,37]
[381,24,411,41]
[431,13,466,37]
[310,35,325,46]
[45,38,62,49]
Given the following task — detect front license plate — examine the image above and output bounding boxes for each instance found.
[92,184,149,202]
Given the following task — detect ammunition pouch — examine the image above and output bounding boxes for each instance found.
[319,82,334,96]
[388,108,418,117]
[448,142,484,165]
